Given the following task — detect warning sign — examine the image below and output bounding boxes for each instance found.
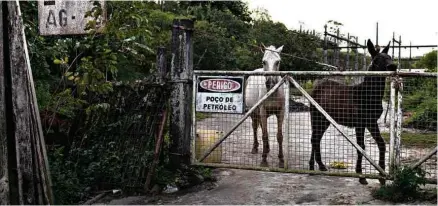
[196,76,244,114]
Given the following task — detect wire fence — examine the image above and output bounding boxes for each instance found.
[45,81,171,197]
[193,71,437,181]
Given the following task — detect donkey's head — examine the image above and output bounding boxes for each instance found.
[262,44,284,90]
[367,39,397,72]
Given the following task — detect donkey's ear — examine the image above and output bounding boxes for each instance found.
[381,41,391,54]
[367,39,377,57]
[276,45,284,53]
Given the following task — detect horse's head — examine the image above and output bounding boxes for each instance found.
[262,44,284,90]
[367,39,397,72]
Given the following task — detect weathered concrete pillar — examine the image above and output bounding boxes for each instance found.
[169,18,194,168]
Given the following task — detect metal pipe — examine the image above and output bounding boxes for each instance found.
[324,24,328,64]
[346,33,350,70]
[363,40,367,70]
[398,35,402,70]
[284,80,290,169]
[194,70,438,77]
[191,73,197,163]
[198,77,287,162]
[395,77,403,168]
[410,147,438,169]
[287,76,388,176]
[389,79,396,174]
[355,37,359,71]
[193,162,437,184]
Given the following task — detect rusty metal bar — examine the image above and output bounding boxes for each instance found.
[410,147,438,169]
[194,70,438,77]
[198,77,287,162]
[287,76,388,176]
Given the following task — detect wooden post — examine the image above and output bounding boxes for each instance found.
[169,18,194,168]
[0,2,9,204]
[0,2,53,204]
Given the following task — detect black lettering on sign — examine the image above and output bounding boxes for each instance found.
[46,9,69,28]
[46,10,56,28]
[59,9,67,27]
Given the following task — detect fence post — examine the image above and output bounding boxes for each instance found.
[395,77,403,169]
[323,24,327,64]
[156,47,167,84]
[363,40,367,70]
[0,3,8,204]
[335,28,340,67]
[346,33,350,70]
[0,2,53,204]
[355,37,359,71]
[389,78,397,175]
[169,18,195,168]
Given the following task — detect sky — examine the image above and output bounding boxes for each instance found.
[245,0,437,58]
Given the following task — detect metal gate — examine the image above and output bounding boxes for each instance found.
[191,70,437,183]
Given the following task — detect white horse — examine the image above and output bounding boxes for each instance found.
[244,45,285,168]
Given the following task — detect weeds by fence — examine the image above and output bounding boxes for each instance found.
[45,81,171,204]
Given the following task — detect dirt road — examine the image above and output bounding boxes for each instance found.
[102,168,435,205]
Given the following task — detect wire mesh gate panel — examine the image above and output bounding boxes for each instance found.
[192,70,437,182]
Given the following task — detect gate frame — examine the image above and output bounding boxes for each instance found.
[191,70,437,182]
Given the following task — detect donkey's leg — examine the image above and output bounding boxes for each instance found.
[367,122,386,185]
[355,127,368,185]
[309,114,330,171]
[250,112,260,154]
[260,107,270,167]
[276,112,285,168]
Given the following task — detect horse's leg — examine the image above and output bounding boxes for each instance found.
[309,112,330,171]
[251,111,259,154]
[260,107,269,167]
[276,112,285,168]
[355,127,368,185]
[367,122,386,185]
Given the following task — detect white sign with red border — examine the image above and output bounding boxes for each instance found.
[196,76,244,114]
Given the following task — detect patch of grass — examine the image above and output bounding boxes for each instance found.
[381,132,437,148]
[372,166,435,203]
[196,112,211,121]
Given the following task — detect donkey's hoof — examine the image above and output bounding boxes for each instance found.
[379,178,386,185]
[318,165,328,171]
[359,178,368,185]
[260,161,268,167]
[278,161,285,168]
[251,148,258,154]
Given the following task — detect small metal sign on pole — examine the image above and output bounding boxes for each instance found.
[38,0,106,36]
[195,76,245,114]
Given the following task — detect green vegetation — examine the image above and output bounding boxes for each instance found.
[372,166,436,203]
[381,132,437,148]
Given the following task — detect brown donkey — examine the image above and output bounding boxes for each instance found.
[309,39,397,185]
